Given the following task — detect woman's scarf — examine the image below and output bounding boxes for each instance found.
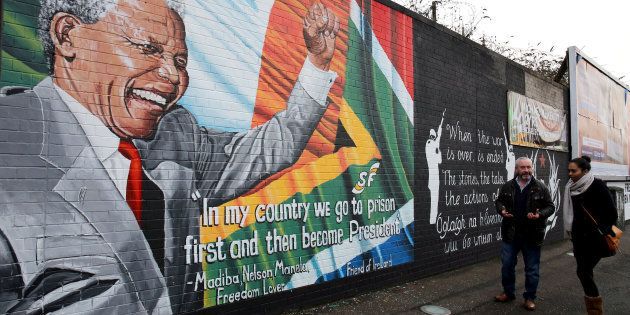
[563,172,595,234]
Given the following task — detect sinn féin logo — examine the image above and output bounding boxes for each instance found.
[352,162,380,194]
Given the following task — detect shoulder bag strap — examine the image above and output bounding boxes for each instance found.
[581,205,605,236]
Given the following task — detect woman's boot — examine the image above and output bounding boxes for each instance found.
[584,296,603,315]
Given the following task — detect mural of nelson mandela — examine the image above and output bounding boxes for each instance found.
[0,0,341,313]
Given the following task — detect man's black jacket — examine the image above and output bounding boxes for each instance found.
[495,177,555,246]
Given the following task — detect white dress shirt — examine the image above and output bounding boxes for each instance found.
[55,85,132,198]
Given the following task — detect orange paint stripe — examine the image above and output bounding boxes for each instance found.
[251,0,350,158]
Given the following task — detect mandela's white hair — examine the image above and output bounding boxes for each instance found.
[38,0,184,72]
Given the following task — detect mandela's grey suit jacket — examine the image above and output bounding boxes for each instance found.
[0,77,328,314]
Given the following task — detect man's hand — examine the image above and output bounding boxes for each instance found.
[527,209,540,220]
[500,208,513,218]
[304,2,340,71]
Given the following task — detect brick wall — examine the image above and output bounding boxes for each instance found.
[414,16,568,278]
[0,0,568,314]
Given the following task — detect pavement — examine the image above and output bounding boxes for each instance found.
[284,229,630,314]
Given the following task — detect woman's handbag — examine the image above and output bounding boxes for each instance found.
[582,206,623,256]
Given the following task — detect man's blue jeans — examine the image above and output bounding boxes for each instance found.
[501,237,541,300]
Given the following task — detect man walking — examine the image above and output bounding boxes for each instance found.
[494,157,555,311]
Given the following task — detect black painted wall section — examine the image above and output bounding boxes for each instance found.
[413,18,568,277]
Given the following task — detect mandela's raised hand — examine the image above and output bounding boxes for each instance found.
[303,2,340,71]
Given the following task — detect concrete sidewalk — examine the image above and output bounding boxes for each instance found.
[286,235,630,314]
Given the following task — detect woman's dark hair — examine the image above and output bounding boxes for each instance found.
[569,156,591,171]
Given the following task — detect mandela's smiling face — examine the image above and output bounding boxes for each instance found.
[54,0,188,138]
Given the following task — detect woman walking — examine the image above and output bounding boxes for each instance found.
[563,156,618,315]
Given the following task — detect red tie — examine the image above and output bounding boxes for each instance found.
[118,140,143,225]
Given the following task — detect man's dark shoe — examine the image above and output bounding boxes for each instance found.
[494,293,515,302]
[523,299,536,311]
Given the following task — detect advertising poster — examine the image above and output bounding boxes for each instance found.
[507,91,568,152]
[570,48,630,175]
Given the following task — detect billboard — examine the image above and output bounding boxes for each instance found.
[569,47,630,176]
[0,0,414,313]
[507,91,568,152]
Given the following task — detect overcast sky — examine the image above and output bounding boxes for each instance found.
[393,0,630,87]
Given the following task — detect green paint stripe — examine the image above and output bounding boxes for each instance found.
[1,50,46,86]
[2,1,48,77]
[3,0,41,16]
[343,21,414,201]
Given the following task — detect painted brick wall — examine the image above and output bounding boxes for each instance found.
[0,0,568,314]
[413,16,568,278]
